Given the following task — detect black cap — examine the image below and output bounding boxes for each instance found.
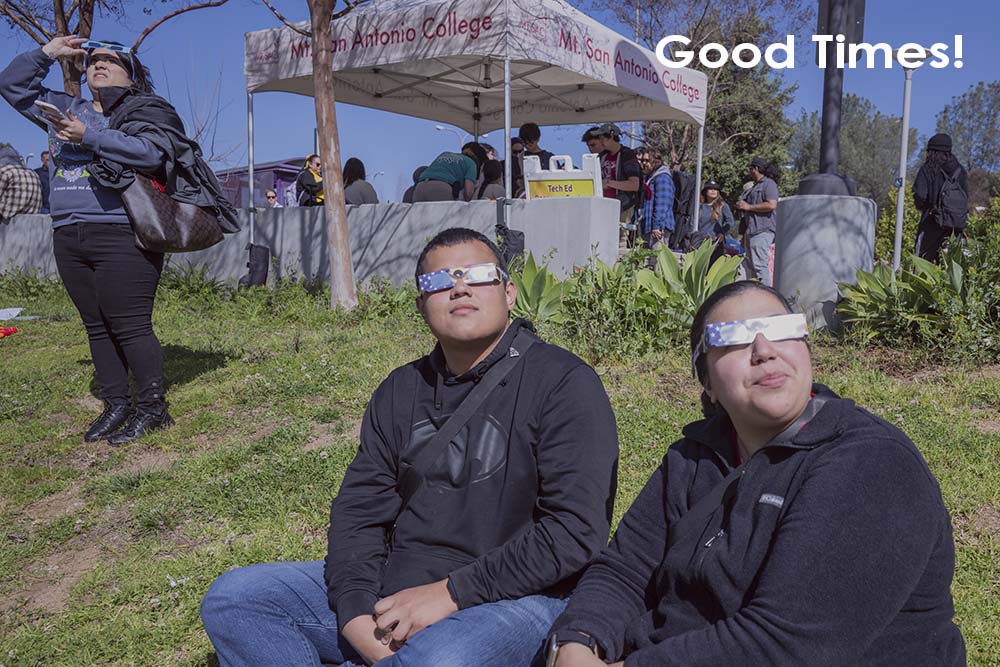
[701,180,722,194]
[749,157,768,170]
[927,133,952,152]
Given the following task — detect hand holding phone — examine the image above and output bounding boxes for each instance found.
[34,100,68,123]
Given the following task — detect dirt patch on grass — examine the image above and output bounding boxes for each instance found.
[2,509,131,615]
[973,417,1000,434]
[303,419,362,451]
[23,486,85,523]
[972,505,1000,542]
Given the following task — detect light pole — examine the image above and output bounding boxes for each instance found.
[435,125,464,149]
[891,48,928,272]
[371,171,385,180]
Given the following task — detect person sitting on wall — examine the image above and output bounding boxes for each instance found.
[297,154,324,206]
[201,227,620,667]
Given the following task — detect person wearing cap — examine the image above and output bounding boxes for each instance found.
[636,147,674,250]
[597,123,642,253]
[545,280,965,667]
[736,157,779,286]
[690,180,734,253]
[913,133,968,263]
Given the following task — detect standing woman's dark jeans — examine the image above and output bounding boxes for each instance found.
[53,222,165,413]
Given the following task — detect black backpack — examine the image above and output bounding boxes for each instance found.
[935,168,968,229]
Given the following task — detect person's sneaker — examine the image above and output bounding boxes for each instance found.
[84,402,133,442]
[107,409,174,447]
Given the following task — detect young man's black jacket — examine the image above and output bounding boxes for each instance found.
[913,155,968,229]
[325,319,619,633]
[550,386,965,666]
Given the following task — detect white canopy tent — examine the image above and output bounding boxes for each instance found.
[242,0,709,240]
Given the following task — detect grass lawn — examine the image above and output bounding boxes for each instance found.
[1,276,998,666]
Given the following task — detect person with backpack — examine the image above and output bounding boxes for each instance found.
[913,133,968,263]
[736,157,779,286]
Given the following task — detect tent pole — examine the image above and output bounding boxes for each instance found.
[504,57,512,201]
[247,91,255,245]
[692,123,704,241]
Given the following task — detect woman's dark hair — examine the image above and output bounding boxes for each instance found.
[343,157,366,186]
[690,281,795,417]
[461,141,488,178]
[85,41,154,94]
[477,159,503,198]
[415,227,505,279]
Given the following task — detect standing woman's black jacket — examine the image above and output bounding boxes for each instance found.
[88,85,239,232]
[550,386,965,666]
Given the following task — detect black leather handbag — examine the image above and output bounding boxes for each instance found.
[121,174,224,253]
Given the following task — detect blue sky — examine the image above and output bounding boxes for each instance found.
[1,0,997,202]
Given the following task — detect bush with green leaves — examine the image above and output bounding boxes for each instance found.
[838,226,1000,361]
[508,242,743,362]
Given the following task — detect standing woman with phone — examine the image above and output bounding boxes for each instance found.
[0,36,220,445]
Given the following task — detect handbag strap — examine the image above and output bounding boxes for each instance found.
[396,330,536,517]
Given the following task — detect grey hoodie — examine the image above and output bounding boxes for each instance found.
[0,48,164,228]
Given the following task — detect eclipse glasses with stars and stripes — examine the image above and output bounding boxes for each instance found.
[416,263,508,295]
[692,313,808,376]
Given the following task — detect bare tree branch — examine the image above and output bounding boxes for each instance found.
[260,0,311,37]
[1,1,53,43]
[332,0,369,20]
[132,0,230,51]
[66,0,80,26]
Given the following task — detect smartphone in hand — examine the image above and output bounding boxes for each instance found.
[33,100,68,123]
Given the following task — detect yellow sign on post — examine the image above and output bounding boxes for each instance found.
[528,179,596,198]
[523,154,603,200]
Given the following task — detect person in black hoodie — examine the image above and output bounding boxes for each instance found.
[914,133,969,263]
[201,227,620,667]
[546,281,965,667]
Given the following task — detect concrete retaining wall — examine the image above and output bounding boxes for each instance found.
[0,198,620,285]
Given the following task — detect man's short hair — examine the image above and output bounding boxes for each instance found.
[415,227,506,279]
[41,151,50,158]
[582,126,601,142]
[636,146,664,163]
[518,122,541,143]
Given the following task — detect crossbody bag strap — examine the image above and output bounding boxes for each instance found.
[395,330,536,517]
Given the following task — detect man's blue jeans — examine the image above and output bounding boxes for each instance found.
[200,561,566,667]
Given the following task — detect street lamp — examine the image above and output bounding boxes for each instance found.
[371,171,385,180]
[891,48,929,272]
[435,125,464,149]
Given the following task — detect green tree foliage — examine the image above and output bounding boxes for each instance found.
[788,94,919,210]
[935,81,1000,172]
[588,0,809,201]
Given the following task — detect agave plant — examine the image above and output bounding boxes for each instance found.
[635,240,743,331]
[509,253,569,324]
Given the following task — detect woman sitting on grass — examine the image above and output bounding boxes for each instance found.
[546,281,965,666]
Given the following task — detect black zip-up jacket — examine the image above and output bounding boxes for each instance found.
[551,386,965,666]
[325,319,619,633]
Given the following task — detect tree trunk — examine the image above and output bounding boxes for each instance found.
[309,0,358,309]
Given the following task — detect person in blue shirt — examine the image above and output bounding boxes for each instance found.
[636,147,674,250]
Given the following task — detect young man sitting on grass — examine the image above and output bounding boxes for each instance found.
[200,227,620,666]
